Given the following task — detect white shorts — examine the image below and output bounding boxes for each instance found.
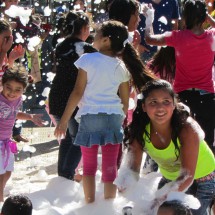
[0,141,15,174]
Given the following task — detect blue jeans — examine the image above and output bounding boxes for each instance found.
[188,178,215,215]
[158,177,215,215]
[54,115,81,180]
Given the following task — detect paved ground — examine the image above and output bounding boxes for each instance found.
[12,85,60,185]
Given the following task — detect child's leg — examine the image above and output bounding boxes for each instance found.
[101,144,120,199]
[0,174,4,202]
[3,171,11,189]
[81,145,99,203]
[0,171,11,202]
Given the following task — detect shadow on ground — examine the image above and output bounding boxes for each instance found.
[15,139,59,162]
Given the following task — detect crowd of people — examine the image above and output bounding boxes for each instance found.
[0,0,214,214]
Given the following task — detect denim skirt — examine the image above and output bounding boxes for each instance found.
[74,113,124,148]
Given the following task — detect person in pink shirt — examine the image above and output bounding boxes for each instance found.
[144,0,215,154]
[0,65,44,202]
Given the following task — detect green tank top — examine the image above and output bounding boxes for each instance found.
[143,124,215,180]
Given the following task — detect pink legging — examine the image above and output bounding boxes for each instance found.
[81,144,120,183]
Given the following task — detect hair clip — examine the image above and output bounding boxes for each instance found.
[123,38,130,47]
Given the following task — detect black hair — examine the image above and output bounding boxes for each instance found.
[1,195,33,215]
[97,20,156,91]
[63,10,89,37]
[2,64,29,88]
[159,200,193,215]
[149,46,176,83]
[108,0,140,26]
[0,19,11,34]
[182,0,207,29]
[124,80,190,159]
[72,0,86,11]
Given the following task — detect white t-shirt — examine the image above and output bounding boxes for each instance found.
[74,52,130,118]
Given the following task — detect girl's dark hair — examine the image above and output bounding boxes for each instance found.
[149,46,176,83]
[98,20,155,91]
[183,0,207,29]
[1,194,33,215]
[159,200,192,215]
[63,11,89,36]
[124,80,190,159]
[108,0,140,26]
[2,64,29,88]
[0,19,11,34]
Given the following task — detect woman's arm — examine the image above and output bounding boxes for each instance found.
[128,138,144,173]
[145,28,167,46]
[143,4,167,46]
[114,139,143,191]
[177,117,200,191]
[54,68,87,139]
[118,81,129,115]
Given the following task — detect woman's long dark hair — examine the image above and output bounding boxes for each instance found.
[124,80,190,159]
[108,0,140,26]
[149,46,176,83]
[98,20,156,91]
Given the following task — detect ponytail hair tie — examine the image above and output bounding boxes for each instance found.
[123,38,130,47]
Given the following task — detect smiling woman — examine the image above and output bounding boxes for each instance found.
[117,79,215,215]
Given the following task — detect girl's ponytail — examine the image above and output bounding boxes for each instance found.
[121,42,156,92]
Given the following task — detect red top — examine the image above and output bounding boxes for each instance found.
[165,29,215,93]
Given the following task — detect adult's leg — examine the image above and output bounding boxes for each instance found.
[54,116,81,179]
[101,144,120,199]
[81,145,98,203]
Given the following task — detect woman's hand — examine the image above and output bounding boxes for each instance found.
[54,121,68,141]
[142,3,155,28]
[9,44,25,61]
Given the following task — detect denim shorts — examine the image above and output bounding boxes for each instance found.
[74,113,124,148]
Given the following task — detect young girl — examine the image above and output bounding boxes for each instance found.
[54,20,154,203]
[117,79,215,215]
[144,0,215,154]
[0,65,44,202]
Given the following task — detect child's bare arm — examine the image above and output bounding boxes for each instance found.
[118,81,129,115]
[16,112,44,126]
